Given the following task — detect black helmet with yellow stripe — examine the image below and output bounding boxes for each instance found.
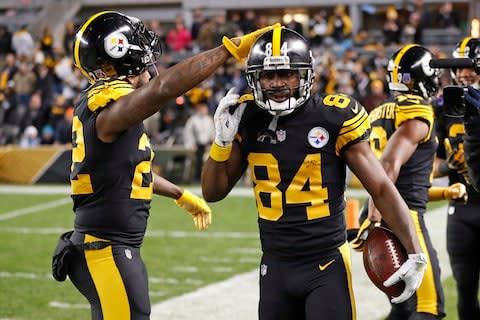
[386,44,440,99]
[73,11,161,83]
[246,26,314,116]
[451,37,480,85]
[453,37,480,60]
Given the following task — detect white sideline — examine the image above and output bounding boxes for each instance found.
[151,205,451,320]
[0,184,369,198]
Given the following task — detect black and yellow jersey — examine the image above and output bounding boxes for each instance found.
[70,79,154,246]
[437,114,480,203]
[369,93,437,210]
[236,93,370,258]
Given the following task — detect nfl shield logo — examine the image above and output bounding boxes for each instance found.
[276,129,286,142]
[125,249,132,260]
[260,264,268,276]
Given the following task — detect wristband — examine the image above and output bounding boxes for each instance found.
[209,143,232,162]
[428,186,447,201]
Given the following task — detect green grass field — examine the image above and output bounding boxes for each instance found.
[0,186,462,319]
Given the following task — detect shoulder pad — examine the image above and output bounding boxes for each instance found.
[329,94,371,155]
[395,94,434,142]
[87,79,134,112]
[238,93,254,104]
[395,98,434,127]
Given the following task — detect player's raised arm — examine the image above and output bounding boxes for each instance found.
[73,11,279,142]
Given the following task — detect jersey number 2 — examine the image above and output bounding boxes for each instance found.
[70,116,153,199]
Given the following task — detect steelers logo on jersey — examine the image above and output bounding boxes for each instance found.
[308,126,329,149]
[104,32,129,59]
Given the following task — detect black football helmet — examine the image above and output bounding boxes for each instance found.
[453,37,480,60]
[246,26,314,115]
[451,37,480,84]
[73,11,161,83]
[386,44,440,99]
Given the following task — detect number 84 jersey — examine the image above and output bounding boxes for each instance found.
[236,93,370,258]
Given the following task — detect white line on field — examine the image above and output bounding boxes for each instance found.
[0,227,259,239]
[0,271,44,279]
[48,301,89,309]
[0,185,369,198]
[0,198,70,221]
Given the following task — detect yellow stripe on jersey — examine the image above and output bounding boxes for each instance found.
[74,11,114,82]
[336,109,370,156]
[272,26,282,56]
[392,44,418,85]
[339,241,356,320]
[84,234,130,320]
[458,37,472,57]
[87,80,134,112]
[409,210,440,316]
[395,103,434,142]
[340,107,367,130]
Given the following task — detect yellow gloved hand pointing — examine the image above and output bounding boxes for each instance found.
[175,190,212,230]
[223,23,281,61]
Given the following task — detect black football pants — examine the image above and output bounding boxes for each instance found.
[67,231,150,320]
[447,203,480,320]
[258,242,355,320]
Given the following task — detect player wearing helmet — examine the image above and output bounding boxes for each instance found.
[201,27,426,320]
[434,37,480,320]
[59,10,278,320]
[355,44,445,319]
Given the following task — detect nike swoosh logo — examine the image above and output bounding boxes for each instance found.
[319,259,336,271]
[351,102,359,114]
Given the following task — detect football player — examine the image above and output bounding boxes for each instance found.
[464,86,480,191]
[64,11,278,320]
[201,26,426,320]
[434,37,480,320]
[356,44,445,319]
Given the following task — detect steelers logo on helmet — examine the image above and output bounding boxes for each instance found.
[420,52,435,76]
[104,32,129,59]
[308,127,329,149]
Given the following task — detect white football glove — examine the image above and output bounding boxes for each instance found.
[384,253,427,304]
[214,88,247,147]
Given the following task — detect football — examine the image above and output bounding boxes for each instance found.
[362,226,408,298]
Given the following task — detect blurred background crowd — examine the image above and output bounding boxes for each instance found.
[0,0,475,155]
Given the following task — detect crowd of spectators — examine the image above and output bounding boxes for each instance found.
[0,2,466,149]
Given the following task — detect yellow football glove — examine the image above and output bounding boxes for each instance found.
[428,183,467,202]
[175,190,212,230]
[351,219,380,252]
[445,138,472,185]
[222,23,281,61]
[445,182,467,202]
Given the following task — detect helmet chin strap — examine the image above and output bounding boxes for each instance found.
[266,97,298,116]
